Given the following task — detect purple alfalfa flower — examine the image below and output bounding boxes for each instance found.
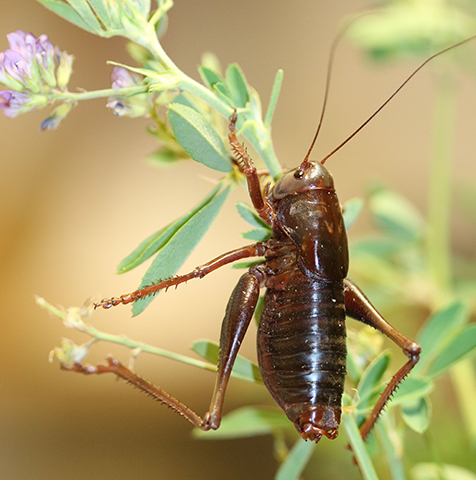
[7,30,57,79]
[1,31,51,91]
[110,66,141,90]
[0,30,72,94]
[7,30,54,69]
[0,90,32,117]
[0,50,30,91]
[0,89,48,117]
[0,31,73,121]
[107,66,149,117]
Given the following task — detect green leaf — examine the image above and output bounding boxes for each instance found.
[427,324,476,378]
[254,294,264,326]
[368,187,425,241]
[88,0,112,28]
[342,414,379,480]
[146,148,181,167]
[212,84,234,107]
[236,202,270,229]
[242,228,272,241]
[172,92,207,116]
[132,186,231,315]
[401,396,431,434]
[415,301,469,374]
[108,61,177,83]
[37,0,97,33]
[225,63,249,108]
[200,52,222,77]
[232,260,264,270]
[191,339,262,383]
[249,89,263,124]
[65,0,103,33]
[194,406,289,439]
[347,3,474,61]
[264,69,283,127]
[346,344,363,385]
[351,236,405,259]
[343,197,364,230]
[168,103,232,172]
[389,376,434,406]
[212,81,232,101]
[198,66,224,90]
[117,185,223,274]
[236,203,272,241]
[374,418,406,479]
[356,351,391,414]
[275,439,316,480]
[134,0,151,17]
[411,463,476,480]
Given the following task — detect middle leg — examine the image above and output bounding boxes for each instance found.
[64,272,260,431]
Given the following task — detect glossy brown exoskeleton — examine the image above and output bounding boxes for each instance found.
[68,111,421,443]
[66,35,476,443]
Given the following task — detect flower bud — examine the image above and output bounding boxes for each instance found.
[41,101,75,130]
[107,66,150,117]
[0,90,48,117]
[56,51,74,89]
[49,338,94,366]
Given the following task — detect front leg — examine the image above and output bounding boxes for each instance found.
[64,272,260,432]
[95,242,266,309]
[344,278,421,440]
[228,111,276,226]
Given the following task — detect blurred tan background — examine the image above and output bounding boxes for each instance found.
[1,1,475,479]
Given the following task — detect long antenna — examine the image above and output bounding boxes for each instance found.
[320,34,476,165]
[303,14,369,166]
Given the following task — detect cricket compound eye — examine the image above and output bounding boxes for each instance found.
[271,161,335,200]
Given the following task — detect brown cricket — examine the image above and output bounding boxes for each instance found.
[64,35,476,443]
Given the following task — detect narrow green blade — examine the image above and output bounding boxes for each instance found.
[225,63,250,108]
[356,351,391,414]
[236,202,270,229]
[415,301,469,374]
[37,0,96,33]
[117,185,222,273]
[342,414,379,480]
[66,0,103,32]
[401,396,431,434]
[194,406,289,439]
[369,187,425,241]
[343,197,364,229]
[132,186,230,315]
[428,324,476,378]
[191,339,262,383]
[168,103,232,172]
[88,0,112,27]
[275,439,316,480]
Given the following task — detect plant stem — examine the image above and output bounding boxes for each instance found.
[53,85,148,102]
[426,71,457,303]
[177,78,282,179]
[376,417,407,480]
[145,36,282,179]
[426,67,476,462]
[274,440,316,480]
[451,359,476,451]
[342,414,380,480]
[81,322,218,372]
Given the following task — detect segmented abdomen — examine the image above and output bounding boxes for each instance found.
[257,278,346,427]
